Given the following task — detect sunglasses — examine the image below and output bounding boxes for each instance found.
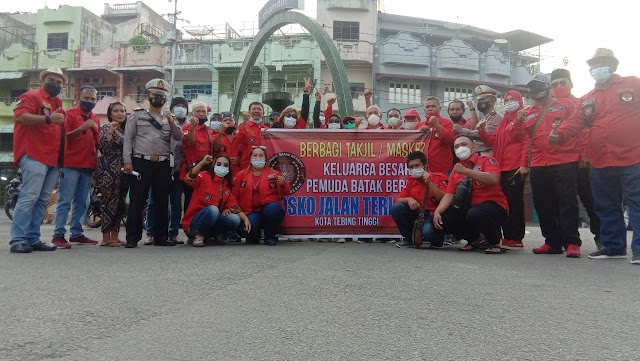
[252,145,267,150]
[328,118,341,123]
[221,112,234,118]
[551,80,569,88]
[215,161,229,167]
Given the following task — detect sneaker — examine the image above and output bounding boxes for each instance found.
[532,244,563,254]
[226,233,241,243]
[566,244,581,258]
[443,238,453,246]
[70,235,98,245]
[192,235,205,247]
[143,236,154,246]
[587,249,627,259]
[396,241,413,248]
[52,235,72,249]
[170,235,184,245]
[31,242,58,251]
[264,237,278,246]
[631,253,640,265]
[336,238,346,243]
[502,239,524,250]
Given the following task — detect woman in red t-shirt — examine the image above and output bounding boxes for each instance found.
[233,146,291,246]
[183,154,250,247]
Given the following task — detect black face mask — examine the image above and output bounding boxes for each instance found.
[477,102,491,113]
[530,88,550,100]
[44,82,62,97]
[149,96,166,108]
[450,115,463,122]
[225,126,236,134]
[198,117,208,125]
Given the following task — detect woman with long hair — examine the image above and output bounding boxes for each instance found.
[96,101,129,247]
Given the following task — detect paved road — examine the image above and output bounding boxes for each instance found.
[1,216,638,361]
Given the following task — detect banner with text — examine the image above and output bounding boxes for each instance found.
[264,130,430,237]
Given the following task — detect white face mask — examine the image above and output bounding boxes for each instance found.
[284,116,297,128]
[173,107,187,119]
[368,114,380,126]
[410,168,425,179]
[327,123,341,129]
[214,166,229,177]
[403,121,417,130]
[319,116,325,122]
[455,146,472,161]
[251,159,266,169]
[504,102,519,113]
[250,117,263,124]
[210,120,222,131]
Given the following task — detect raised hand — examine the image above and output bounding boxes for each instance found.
[327,97,336,106]
[364,88,372,99]
[304,77,312,94]
[517,109,527,122]
[548,123,560,145]
[315,89,322,101]
[476,119,487,132]
[50,108,65,125]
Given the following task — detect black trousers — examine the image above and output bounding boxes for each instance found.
[530,162,582,247]
[440,201,507,246]
[500,169,525,241]
[577,166,601,241]
[126,158,172,244]
[183,185,193,213]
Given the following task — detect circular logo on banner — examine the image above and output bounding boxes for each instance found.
[269,152,306,194]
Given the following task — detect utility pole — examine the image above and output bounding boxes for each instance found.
[169,0,178,98]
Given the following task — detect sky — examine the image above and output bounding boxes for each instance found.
[3,0,639,96]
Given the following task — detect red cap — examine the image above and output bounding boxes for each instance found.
[404,109,421,119]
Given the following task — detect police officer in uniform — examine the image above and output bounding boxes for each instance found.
[123,79,183,247]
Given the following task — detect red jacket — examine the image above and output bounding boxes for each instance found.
[212,132,246,176]
[236,121,268,169]
[510,97,579,167]
[181,172,239,231]
[181,123,213,180]
[233,167,291,214]
[479,91,526,171]
[398,172,449,212]
[416,114,455,174]
[13,88,66,167]
[63,106,99,169]
[557,75,640,168]
[446,153,508,210]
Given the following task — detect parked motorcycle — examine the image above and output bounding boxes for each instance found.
[4,171,21,220]
[86,187,129,228]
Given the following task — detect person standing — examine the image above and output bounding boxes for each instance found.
[236,102,268,169]
[454,86,503,156]
[96,101,129,247]
[448,100,470,129]
[51,86,100,249]
[550,68,601,249]
[550,48,640,263]
[9,67,68,254]
[417,97,455,174]
[512,73,582,258]
[123,79,183,248]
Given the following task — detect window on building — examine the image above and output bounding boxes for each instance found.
[96,87,116,100]
[389,82,421,104]
[443,85,474,107]
[0,133,13,152]
[349,82,365,99]
[219,71,261,95]
[182,84,213,101]
[47,33,69,50]
[333,21,359,42]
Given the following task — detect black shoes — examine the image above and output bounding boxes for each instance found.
[124,242,138,248]
[10,243,33,253]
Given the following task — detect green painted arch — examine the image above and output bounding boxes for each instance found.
[231,11,354,118]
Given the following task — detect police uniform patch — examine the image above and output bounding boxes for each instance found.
[240,181,247,188]
[582,99,595,116]
[618,88,636,103]
[204,193,212,202]
[488,158,498,165]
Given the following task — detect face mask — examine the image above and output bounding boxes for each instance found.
[530,88,549,100]
[387,117,399,127]
[410,168,425,179]
[345,123,355,130]
[173,107,187,119]
[211,120,222,131]
[251,159,266,169]
[551,86,571,99]
[328,123,341,129]
[319,116,325,122]
[44,82,62,97]
[455,146,472,161]
[284,116,297,128]
[504,101,520,113]
[477,102,490,113]
[368,114,380,126]
[214,166,229,177]
[449,115,462,122]
[196,117,207,125]
[150,97,166,108]
[250,117,263,124]
[403,121,417,130]
[225,126,236,134]
[590,67,612,83]
[79,100,96,112]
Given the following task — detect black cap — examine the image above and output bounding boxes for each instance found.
[550,69,572,82]
[169,96,188,111]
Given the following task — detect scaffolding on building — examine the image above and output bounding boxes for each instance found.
[0,13,35,49]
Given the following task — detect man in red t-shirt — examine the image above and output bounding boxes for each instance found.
[391,151,449,248]
[433,135,508,254]
[51,87,101,249]
[417,97,455,174]
[10,67,68,253]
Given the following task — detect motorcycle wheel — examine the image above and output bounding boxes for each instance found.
[5,201,14,221]
[86,208,101,228]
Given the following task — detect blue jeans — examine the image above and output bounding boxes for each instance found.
[390,202,442,243]
[188,205,241,238]
[237,202,285,240]
[590,163,640,254]
[54,168,93,238]
[145,178,184,238]
[10,155,60,246]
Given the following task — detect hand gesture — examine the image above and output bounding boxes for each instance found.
[514,166,530,180]
[466,100,475,109]
[428,116,440,127]
[364,88,373,99]
[433,211,444,230]
[241,112,250,122]
[453,163,468,175]
[453,124,464,134]
[277,175,285,186]
[315,89,322,101]
[355,117,362,128]
[304,77,312,93]
[407,198,421,210]
[219,122,228,134]
[50,108,65,125]
[327,97,336,106]
[201,155,214,165]
[423,171,431,184]
[123,163,133,175]
[419,125,432,137]
[163,110,174,125]
[476,119,487,132]
[517,109,527,122]
[109,121,119,129]
[548,123,560,145]
[189,116,199,127]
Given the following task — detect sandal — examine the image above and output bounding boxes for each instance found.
[485,246,505,254]
[100,240,121,247]
[458,244,476,252]
[192,235,205,247]
[143,236,154,246]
